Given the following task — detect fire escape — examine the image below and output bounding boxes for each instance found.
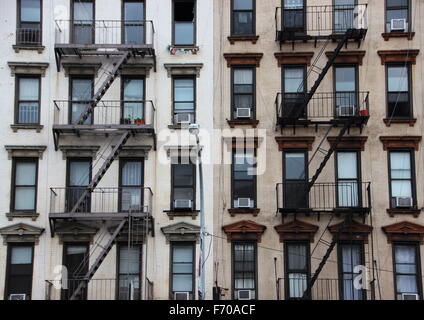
[275,4,374,299]
[48,19,156,300]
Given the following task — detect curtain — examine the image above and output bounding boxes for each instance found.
[69,161,90,186]
[11,247,32,264]
[234,69,253,85]
[288,273,307,298]
[122,162,142,186]
[288,244,307,270]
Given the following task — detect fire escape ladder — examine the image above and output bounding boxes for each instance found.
[69,219,128,300]
[74,51,132,125]
[70,131,132,213]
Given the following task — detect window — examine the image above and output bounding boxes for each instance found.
[282,66,306,119]
[123,0,145,45]
[72,0,94,44]
[15,76,40,124]
[5,244,34,300]
[17,0,42,45]
[389,151,415,208]
[336,151,360,207]
[66,158,92,212]
[70,77,93,124]
[393,243,421,300]
[117,244,141,300]
[232,68,255,120]
[283,0,305,31]
[62,243,89,300]
[386,0,410,32]
[335,65,358,117]
[283,151,308,208]
[387,64,411,118]
[338,243,365,300]
[173,77,195,124]
[284,242,309,299]
[119,159,144,212]
[171,242,195,300]
[173,0,196,46]
[233,242,256,299]
[171,158,196,210]
[232,149,256,208]
[334,0,356,33]
[231,0,255,36]
[121,77,145,124]
[11,158,38,212]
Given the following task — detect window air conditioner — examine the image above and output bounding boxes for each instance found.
[9,294,26,300]
[174,113,193,124]
[337,105,356,117]
[401,293,419,300]
[174,199,192,209]
[174,292,190,300]
[236,108,251,119]
[391,19,407,31]
[237,290,252,300]
[395,197,413,208]
[236,198,252,208]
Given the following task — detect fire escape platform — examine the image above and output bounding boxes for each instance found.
[278,207,370,216]
[53,124,155,135]
[277,29,367,44]
[277,115,369,128]
[49,212,150,220]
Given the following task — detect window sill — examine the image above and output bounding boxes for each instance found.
[13,44,45,53]
[383,118,416,127]
[6,211,39,221]
[11,124,44,132]
[387,208,421,217]
[382,32,415,41]
[164,210,200,220]
[227,119,259,128]
[167,124,194,130]
[227,35,259,45]
[228,208,260,217]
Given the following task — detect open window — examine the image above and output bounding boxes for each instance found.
[173,0,196,46]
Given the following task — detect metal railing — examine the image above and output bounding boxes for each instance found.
[53,100,155,127]
[275,4,368,39]
[276,91,370,122]
[55,20,155,47]
[16,28,42,45]
[276,182,371,213]
[50,187,153,215]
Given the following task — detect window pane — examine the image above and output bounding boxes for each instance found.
[19,78,39,100]
[122,161,142,186]
[341,245,361,273]
[124,79,144,101]
[233,12,253,35]
[395,245,416,263]
[15,187,36,210]
[72,79,92,100]
[234,0,253,10]
[11,247,32,264]
[288,273,307,298]
[335,0,355,5]
[173,263,193,273]
[288,244,307,270]
[390,152,411,179]
[397,275,418,294]
[175,79,194,101]
[124,2,144,21]
[388,66,409,92]
[15,162,36,185]
[173,164,194,186]
[18,102,39,124]
[69,161,90,186]
[175,23,194,45]
[234,69,253,85]
[21,0,41,22]
[173,275,192,291]
[387,0,409,8]
[391,181,412,198]
[119,247,140,274]
[173,246,193,263]
[285,153,305,180]
[74,2,93,20]
[284,68,304,93]
[284,0,303,9]
[337,152,358,179]
[335,67,356,92]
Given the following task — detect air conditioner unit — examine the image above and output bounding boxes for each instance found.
[174,292,190,300]
[395,197,413,208]
[336,105,356,117]
[391,19,407,31]
[401,293,419,300]
[236,108,251,119]
[237,290,252,300]
[9,294,26,300]
[236,198,252,208]
[174,199,192,209]
[174,113,193,124]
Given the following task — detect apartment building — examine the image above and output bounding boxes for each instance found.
[213,0,424,300]
[0,0,214,300]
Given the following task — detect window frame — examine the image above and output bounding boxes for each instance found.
[332,0,357,33]
[284,240,311,300]
[70,0,95,45]
[121,0,146,45]
[10,157,39,213]
[4,242,34,300]
[16,0,43,45]
[171,158,196,211]
[116,242,143,300]
[385,0,411,33]
[282,0,307,32]
[65,157,92,213]
[172,75,196,123]
[231,147,257,208]
[120,75,146,124]
[172,0,197,47]
[169,241,196,300]
[14,75,41,125]
[69,75,94,125]
[335,149,362,208]
[333,63,359,116]
[385,63,413,119]
[231,241,258,300]
[231,66,256,120]
[282,149,308,209]
[118,158,145,212]
[231,0,256,36]
[61,242,89,300]
[282,65,307,119]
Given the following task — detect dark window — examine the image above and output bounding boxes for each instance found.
[283,0,305,31]
[173,0,196,46]
[123,0,145,44]
[233,242,256,299]
[15,76,40,124]
[173,77,195,124]
[5,244,34,300]
[283,151,308,208]
[69,76,93,124]
[17,0,42,45]
[62,243,89,300]
[117,244,142,300]
[232,67,255,120]
[231,0,255,36]
[393,243,422,300]
[334,0,356,33]
[11,158,38,212]
[336,151,361,207]
[171,158,196,210]
[386,0,410,32]
[282,66,306,119]
[66,158,92,212]
[72,0,94,44]
[387,64,411,118]
[171,242,195,300]
[119,159,144,212]
[334,65,358,117]
[232,149,256,208]
[121,77,145,124]
[389,150,415,208]
[284,242,309,299]
[338,242,365,300]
